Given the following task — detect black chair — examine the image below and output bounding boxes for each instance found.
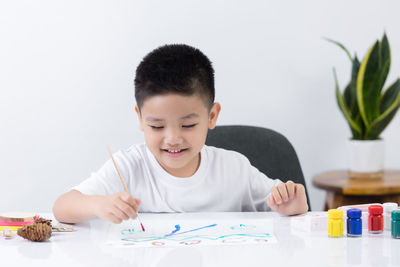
[206,125,311,210]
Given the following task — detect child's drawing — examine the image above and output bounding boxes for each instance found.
[107,219,276,248]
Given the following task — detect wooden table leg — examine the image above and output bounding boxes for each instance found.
[325,191,344,210]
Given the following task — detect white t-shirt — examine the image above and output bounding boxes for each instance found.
[72,143,282,212]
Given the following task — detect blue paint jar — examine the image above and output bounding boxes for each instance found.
[347,208,362,237]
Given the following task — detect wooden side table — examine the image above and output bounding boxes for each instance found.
[312,170,400,210]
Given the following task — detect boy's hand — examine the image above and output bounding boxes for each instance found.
[94,192,141,224]
[266,181,308,216]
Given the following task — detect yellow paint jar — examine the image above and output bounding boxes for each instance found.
[328,209,343,237]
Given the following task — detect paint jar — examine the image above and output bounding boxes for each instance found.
[383,202,398,231]
[392,210,400,239]
[347,208,362,237]
[328,209,343,238]
[368,205,383,234]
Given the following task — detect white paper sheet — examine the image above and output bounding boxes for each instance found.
[106,218,276,248]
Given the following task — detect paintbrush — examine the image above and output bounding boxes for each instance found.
[106,144,145,231]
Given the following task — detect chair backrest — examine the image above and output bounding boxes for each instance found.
[206,125,311,210]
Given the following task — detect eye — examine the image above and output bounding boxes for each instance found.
[182,124,197,128]
[150,125,164,130]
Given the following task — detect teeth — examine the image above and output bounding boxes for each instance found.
[167,149,181,153]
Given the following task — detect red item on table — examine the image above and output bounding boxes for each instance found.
[368,205,383,233]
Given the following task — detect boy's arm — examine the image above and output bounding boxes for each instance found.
[53,190,140,224]
[266,181,308,216]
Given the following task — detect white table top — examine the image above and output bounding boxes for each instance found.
[1,212,399,267]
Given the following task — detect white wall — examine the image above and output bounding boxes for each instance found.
[1,0,400,212]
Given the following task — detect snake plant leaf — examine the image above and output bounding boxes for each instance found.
[344,55,360,118]
[344,83,364,139]
[344,84,352,111]
[380,78,400,112]
[365,107,400,139]
[365,79,400,139]
[376,33,391,95]
[329,33,399,140]
[357,41,381,127]
[343,84,363,138]
[334,68,362,137]
[324,38,353,62]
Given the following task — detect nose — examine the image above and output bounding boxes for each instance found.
[164,127,183,146]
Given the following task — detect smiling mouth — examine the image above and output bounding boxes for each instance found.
[162,148,188,153]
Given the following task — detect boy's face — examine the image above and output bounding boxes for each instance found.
[135,94,221,178]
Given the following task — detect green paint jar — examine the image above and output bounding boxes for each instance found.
[392,210,400,239]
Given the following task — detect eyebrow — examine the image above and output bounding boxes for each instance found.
[180,113,199,120]
[145,113,199,123]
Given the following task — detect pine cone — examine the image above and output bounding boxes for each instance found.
[17,217,52,242]
[34,217,52,226]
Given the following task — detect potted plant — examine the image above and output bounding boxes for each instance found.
[328,33,400,179]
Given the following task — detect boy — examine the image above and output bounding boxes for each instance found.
[53,44,308,224]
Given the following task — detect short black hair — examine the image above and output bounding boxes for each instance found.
[134,44,215,110]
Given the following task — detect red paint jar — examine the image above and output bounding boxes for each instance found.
[368,205,383,234]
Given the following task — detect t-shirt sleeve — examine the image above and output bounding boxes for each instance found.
[71,154,127,196]
[235,153,282,211]
[247,164,282,211]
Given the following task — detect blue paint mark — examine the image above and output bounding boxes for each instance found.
[164,224,181,237]
[170,224,217,236]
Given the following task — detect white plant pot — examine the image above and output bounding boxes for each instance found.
[347,139,384,178]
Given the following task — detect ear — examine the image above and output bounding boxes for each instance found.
[134,105,144,131]
[208,102,221,130]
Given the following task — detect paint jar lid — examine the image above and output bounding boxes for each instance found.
[392,210,400,220]
[383,202,398,212]
[347,208,362,219]
[369,205,383,215]
[328,209,343,219]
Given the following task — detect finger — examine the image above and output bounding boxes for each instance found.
[108,212,123,224]
[295,184,305,196]
[295,184,308,212]
[277,183,289,202]
[120,192,135,204]
[116,199,137,219]
[267,195,278,211]
[120,193,139,212]
[286,181,295,200]
[271,186,282,205]
[112,204,130,221]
